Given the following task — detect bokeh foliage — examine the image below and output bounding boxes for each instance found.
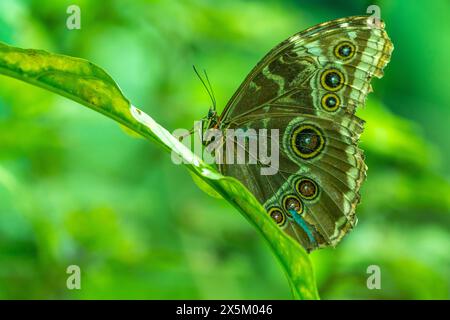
[0,0,448,299]
[0,40,319,300]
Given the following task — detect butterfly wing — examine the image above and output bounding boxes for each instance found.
[215,16,393,251]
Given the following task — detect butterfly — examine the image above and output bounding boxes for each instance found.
[201,15,393,252]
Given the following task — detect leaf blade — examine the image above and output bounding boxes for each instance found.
[0,41,319,300]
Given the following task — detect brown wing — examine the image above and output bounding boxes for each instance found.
[215,16,393,251]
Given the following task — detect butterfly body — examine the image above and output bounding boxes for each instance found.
[205,16,393,252]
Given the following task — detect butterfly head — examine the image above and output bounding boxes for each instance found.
[206,107,219,127]
[207,107,216,119]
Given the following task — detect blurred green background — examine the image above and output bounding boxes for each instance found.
[0,0,449,299]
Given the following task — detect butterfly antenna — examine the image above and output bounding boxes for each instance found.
[193,65,216,111]
[178,126,196,141]
[203,69,216,111]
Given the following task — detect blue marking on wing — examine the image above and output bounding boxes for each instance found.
[288,209,317,245]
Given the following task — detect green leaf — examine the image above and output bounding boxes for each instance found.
[0,41,319,300]
[189,171,223,199]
